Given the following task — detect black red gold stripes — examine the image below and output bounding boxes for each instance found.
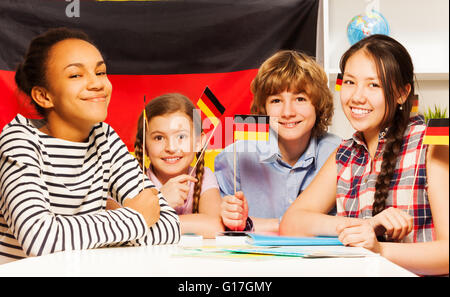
[0,0,319,150]
[423,118,449,145]
[196,87,225,128]
[411,95,419,113]
[233,115,270,141]
[335,73,343,91]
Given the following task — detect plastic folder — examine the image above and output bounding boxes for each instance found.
[246,234,343,246]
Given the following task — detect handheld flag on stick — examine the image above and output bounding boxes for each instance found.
[196,86,226,129]
[233,115,270,141]
[190,87,226,176]
[410,95,419,114]
[423,118,449,145]
[335,73,343,91]
[232,115,270,193]
[142,95,147,191]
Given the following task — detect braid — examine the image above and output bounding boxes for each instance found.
[372,107,410,217]
[134,112,145,171]
[134,138,144,171]
[192,152,205,213]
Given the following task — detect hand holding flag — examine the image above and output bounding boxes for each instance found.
[232,115,270,194]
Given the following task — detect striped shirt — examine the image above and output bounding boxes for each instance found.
[0,114,180,264]
[336,116,433,243]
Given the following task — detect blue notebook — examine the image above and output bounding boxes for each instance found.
[246,234,343,246]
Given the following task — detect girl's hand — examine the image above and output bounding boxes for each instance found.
[160,174,198,209]
[336,220,382,254]
[368,207,413,241]
[220,191,248,231]
[123,188,160,228]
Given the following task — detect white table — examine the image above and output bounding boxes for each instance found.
[0,236,416,277]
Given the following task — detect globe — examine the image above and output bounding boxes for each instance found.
[347,10,390,45]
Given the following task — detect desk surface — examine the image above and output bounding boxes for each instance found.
[0,236,416,277]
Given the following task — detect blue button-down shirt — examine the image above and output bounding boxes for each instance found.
[214,130,341,219]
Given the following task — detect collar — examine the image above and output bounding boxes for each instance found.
[146,165,163,188]
[258,129,318,169]
[350,116,425,158]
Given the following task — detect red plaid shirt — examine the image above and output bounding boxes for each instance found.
[335,116,434,243]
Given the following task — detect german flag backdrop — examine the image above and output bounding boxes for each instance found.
[0,0,319,151]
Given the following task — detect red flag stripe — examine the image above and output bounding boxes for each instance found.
[233,123,270,133]
[425,126,449,136]
[199,92,223,119]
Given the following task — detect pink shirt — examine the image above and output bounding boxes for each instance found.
[146,166,219,214]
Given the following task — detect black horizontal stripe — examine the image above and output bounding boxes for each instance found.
[204,86,225,115]
[45,176,104,192]
[0,231,16,241]
[49,195,103,209]
[0,240,22,250]
[1,132,40,153]
[3,180,43,208]
[0,251,24,260]
[234,114,270,124]
[49,174,105,190]
[427,118,449,128]
[76,205,103,216]
[0,0,318,74]
[45,154,85,159]
[42,158,101,178]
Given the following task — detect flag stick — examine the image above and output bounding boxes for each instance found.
[189,123,219,177]
[142,95,147,191]
[233,140,236,195]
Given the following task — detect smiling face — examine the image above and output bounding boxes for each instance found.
[265,90,316,145]
[340,50,387,140]
[146,111,201,182]
[42,38,112,134]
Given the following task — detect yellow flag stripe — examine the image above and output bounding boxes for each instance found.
[198,99,219,127]
[234,131,269,141]
[423,135,449,145]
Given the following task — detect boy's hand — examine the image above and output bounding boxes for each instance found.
[220,191,249,231]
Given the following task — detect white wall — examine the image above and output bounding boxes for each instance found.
[319,0,449,139]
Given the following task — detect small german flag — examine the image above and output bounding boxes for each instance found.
[335,73,343,91]
[423,118,449,145]
[411,95,419,114]
[234,115,270,141]
[196,86,225,128]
